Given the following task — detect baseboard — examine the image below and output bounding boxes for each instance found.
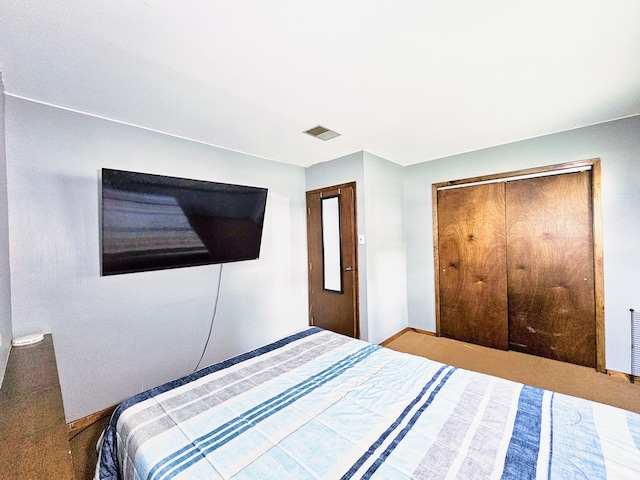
[607,369,640,383]
[67,404,117,440]
[379,327,435,346]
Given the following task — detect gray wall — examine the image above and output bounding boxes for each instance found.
[404,115,640,373]
[0,73,11,385]
[4,96,309,421]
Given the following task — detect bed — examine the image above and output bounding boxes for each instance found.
[96,327,640,479]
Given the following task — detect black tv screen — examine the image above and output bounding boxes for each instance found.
[101,169,268,275]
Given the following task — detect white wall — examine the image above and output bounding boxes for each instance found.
[4,96,309,421]
[404,115,640,373]
[0,73,11,385]
[363,152,408,343]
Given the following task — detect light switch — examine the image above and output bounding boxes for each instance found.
[358,234,365,245]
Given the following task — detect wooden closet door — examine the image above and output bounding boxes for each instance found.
[506,171,596,367]
[437,183,509,350]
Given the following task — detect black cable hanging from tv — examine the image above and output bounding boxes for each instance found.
[193,264,223,372]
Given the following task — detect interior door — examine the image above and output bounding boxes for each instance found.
[506,171,596,367]
[437,182,509,350]
[306,183,359,338]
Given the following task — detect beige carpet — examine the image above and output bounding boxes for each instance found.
[383,329,640,414]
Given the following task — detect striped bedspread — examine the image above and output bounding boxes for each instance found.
[97,327,640,479]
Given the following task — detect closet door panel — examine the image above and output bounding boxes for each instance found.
[506,172,596,367]
[438,183,509,350]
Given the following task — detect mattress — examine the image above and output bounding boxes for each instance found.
[96,327,640,479]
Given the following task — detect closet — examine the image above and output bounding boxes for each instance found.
[433,160,604,371]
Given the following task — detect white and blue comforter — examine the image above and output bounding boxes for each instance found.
[97,327,640,479]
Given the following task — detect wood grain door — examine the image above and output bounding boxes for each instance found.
[306,183,359,338]
[437,182,509,350]
[506,171,596,367]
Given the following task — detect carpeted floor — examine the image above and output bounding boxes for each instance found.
[383,328,640,414]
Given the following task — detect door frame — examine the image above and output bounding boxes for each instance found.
[306,182,360,338]
[432,158,605,372]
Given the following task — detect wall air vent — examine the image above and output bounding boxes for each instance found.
[303,125,341,141]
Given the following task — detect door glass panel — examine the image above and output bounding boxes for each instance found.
[322,196,342,292]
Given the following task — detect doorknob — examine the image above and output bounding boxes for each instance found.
[345,266,354,271]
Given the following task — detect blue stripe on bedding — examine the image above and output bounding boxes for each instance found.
[628,412,640,451]
[118,327,324,421]
[340,364,456,480]
[501,385,544,480]
[99,327,324,480]
[148,343,379,480]
[361,366,457,479]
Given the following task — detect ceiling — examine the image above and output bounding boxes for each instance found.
[1,1,639,168]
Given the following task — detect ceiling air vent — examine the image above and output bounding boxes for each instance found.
[303,125,341,141]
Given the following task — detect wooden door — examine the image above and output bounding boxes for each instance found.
[306,183,359,338]
[437,182,509,350]
[506,171,596,367]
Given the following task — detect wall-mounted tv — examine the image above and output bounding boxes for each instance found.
[101,169,268,275]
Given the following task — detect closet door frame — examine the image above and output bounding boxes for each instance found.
[432,158,605,373]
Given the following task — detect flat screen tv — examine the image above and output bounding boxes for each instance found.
[101,169,268,275]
